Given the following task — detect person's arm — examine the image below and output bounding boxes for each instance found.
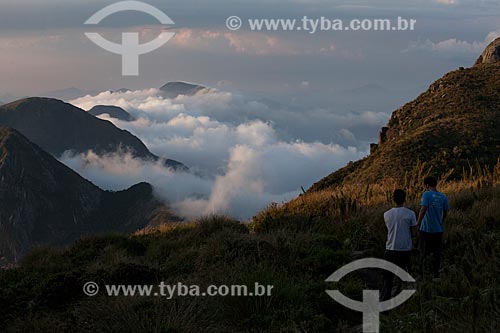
[442,196,449,222]
[417,192,429,230]
[417,206,427,230]
[410,211,418,238]
[411,225,418,237]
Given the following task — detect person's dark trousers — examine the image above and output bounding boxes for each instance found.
[419,231,443,278]
[380,250,411,301]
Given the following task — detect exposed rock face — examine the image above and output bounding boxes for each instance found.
[159,82,206,99]
[475,37,500,65]
[0,98,186,170]
[378,127,389,145]
[0,127,177,265]
[370,126,389,154]
[88,105,135,122]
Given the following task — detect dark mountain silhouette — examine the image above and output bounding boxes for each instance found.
[88,105,135,121]
[0,98,185,170]
[0,127,177,265]
[311,37,500,191]
[159,82,206,99]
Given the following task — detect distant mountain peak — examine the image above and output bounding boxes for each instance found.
[475,37,500,65]
[0,97,149,156]
[88,105,135,122]
[0,97,186,170]
[3,96,65,109]
[159,81,206,99]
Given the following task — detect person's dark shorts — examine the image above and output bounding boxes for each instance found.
[419,231,443,257]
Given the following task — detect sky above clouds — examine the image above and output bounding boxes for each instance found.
[1,0,499,99]
[2,0,500,218]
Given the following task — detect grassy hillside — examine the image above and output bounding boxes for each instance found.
[310,63,500,191]
[1,162,499,332]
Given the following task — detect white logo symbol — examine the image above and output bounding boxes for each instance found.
[325,258,416,333]
[85,1,175,76]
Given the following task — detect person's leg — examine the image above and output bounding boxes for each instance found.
[401,250,411,273]
[419,232,429,277]
[432,233,443,278]
[426,232,439,278]
[393,251,411,294]
[381,250,395,301]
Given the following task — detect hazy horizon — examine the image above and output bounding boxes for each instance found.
[2,0,498,96]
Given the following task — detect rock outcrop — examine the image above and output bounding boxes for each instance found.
[475,37,500,65]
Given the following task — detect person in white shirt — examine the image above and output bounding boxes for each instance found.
[380,189,418,301]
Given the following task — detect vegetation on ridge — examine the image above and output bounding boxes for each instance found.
[1,162,499,332]
[310,63,500,191]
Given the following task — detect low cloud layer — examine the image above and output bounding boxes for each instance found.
[66,88,371,219]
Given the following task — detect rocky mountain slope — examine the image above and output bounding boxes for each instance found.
[0,98,185,170]
[310,38,500,191]
[0,127,176,265]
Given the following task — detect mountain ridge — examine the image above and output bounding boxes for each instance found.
[310,38,500,191]
[0,97,186,170]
